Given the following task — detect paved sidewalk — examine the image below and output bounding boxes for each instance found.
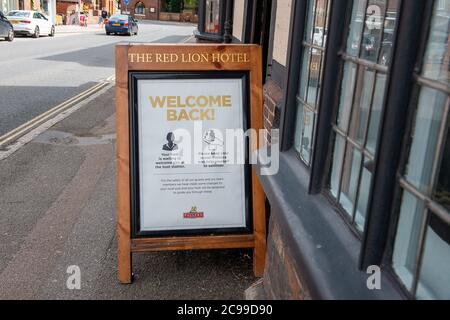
[56,25,104,34]
[56,21,195,34]
[0,86,257,300]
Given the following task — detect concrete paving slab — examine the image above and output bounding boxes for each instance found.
[0,86,257,300]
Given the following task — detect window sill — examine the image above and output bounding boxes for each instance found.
[193,29,223,43]
[256,149,406,299]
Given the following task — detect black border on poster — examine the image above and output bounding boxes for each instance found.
[129,72,253,239]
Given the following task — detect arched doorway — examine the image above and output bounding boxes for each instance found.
[135,2,145,16]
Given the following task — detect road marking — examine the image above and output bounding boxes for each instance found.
[0,76,115,160]
[183,35,195,43]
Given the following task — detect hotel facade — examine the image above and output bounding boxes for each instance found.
[196,0,450,300]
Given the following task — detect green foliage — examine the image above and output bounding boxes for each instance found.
[164,0,183,13]
[184,0,198,10]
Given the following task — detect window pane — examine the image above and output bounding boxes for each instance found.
[312,0,329,47]
[299,48,311,101]
[330,1,398,229]
[294,0,332,166]
[422,0,450,84]
[294,104,305,153]
[393,190,426,292]
[295,104,315,166]
[404,87,447,193]
[366,73,387,153]
[355,160,373,231]
[304,0,315,43]
[360,0,399,63]
[349,69,376,145]
[434,118,450,211]
[360,0,387,62]
[299,48,312,100]
[330,135,346,197]
[205,0,220,33]
[379,0,400,65]
[339,146,363,217]
[300,108,315,164]
[346,0,368,56]
[392,1,450,299]
[416,220,450,299]
[307,52,323,107]
[337,62,358,130]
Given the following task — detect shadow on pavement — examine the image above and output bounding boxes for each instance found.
[37,35,189,68]
[0,87,256,300]
[0,83,97,136]
[38,43,115,68]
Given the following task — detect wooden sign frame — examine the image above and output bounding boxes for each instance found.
[115,44,266,284]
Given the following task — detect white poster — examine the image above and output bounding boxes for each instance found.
[136,77,248,232]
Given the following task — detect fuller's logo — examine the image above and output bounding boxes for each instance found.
[184,206,204,219]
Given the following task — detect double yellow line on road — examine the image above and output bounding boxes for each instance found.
[0,76,115,149]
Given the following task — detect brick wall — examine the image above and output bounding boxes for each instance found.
[263,214,310,299]
[246,211,311,300]
[56,2,77,15]
[250,77,314,300]
[263,79,283,145]
[122,0,159,20]
[23,0,41,10]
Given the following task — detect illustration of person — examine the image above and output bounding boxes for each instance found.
[163,132,178,151]
[203,130,223,151]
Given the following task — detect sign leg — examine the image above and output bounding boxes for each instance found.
[252,168,266,277]
[115,44,132,284]
[118,232,133,284]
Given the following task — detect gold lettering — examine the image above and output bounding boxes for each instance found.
[212,53,220,63]
[222,96,232,107]
[209,96,221,107]
[186,96,196,107]
[150,95,233,111]
[178,109,190,121]
[129,52,250,64]
[176,96,186,108]
[220,54,230,63]
[189,109,200,121]
[149,96,166,108]
[191,54,200,63]
[136,53,145,63]
[197,96,208,107]
[167,96,177,108]
[167,109,177,121]
[200,109,214,120]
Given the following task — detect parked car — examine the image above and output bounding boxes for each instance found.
[105,14,138,36]
[6,10,55,38]
[0,11,14,41]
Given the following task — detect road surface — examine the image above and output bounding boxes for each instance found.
[0,21,194,136]
[0,21,257,299]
